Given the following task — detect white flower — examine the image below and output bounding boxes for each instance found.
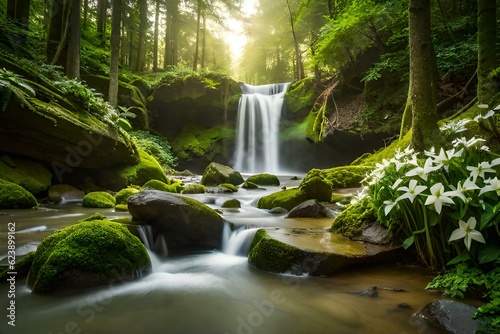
[396,179,427,203]
[440,119,470,134]
[391,178,403,189]
[406,158,442,181]
[467,161,496,181]
[433,148,463,171]
[479,177,500,196]
[384,200,397,216]
[449,217,486,251]
[473,110,495,122]
[452,137,486,148]
[491,158,500,167]
[450,178,480,203]
[424,183,459,214]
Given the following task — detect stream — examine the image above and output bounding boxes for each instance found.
[0,176,459,334]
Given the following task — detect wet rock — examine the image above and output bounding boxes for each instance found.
[352,222,392,245]
[128,190,226,249]
[285,199,338,218]
[246,173,280,186]
[222,199,241,208]
[269,207,288,215]
[201,162,244,186]
[357,286,379,297]
[48,184,85,203]
[412,300,480,334]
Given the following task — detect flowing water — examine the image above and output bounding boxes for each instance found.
[0,176,474,333]
[233,83,290,174]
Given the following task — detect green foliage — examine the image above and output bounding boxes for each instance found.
[130,130,177,169]
[0,68,35,111]
[172,125,234,161]
[427,264,500,330]
[82,191,116,208]
[331,197,376,238]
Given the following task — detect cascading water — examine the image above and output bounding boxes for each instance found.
[221,223,258,256]
[233,82,290,174]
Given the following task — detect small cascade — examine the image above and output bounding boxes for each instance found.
[233,82,290,174]
[137,225,169,257]
[222,224,259,256]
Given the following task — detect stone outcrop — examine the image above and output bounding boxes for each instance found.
[201,162,244,186]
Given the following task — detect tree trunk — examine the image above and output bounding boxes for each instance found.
[47,0,70,67]
[6,0,30,44]
[477,0,497,105]
[172,0,179,65]
[285,0,302,80]
[135,0,148,72]
[97,0,107,44]
[409,0,443,151]
[83,0,88,29]
[201,13,206,69]
[65,0,81,79]
[153,0,160,71]
[193,0,202,71]
[109,0,121,107]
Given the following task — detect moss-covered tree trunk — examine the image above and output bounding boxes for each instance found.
[477,0,497,105]
[108,0,121,107]
[409,0,444,151]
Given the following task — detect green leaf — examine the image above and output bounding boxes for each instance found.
[478,244,500,264]
[447,252,471,266]
[402,235,414,249]
[480,208,500,230]
[116,118,132,131]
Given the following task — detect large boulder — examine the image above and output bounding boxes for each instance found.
[0,156,52,196]
[27,215,151,293]
[82,191,116,208]
[128,190,226,249]
[201,162,244,186]
[248,228,404,276]
[48,184,85,203]
[246,173,280,186]
[0,179,38,209]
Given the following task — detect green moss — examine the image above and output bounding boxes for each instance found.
[220,183,238,192]
[0,179,38,209]
[330,197,377,238]
[172,124,234,160]
[0,157,52,195]
[299,175,332,201]
[115,186,142,205]
[80,212,108,222]
[82,191,116,208]
[181,184,207,194]
[115,204,129,211]
[201,162,244,186]
[351,131,412,166]
[248,229,306,273]
[0,251,35,282]
[284,78,317,114]
[221,199,241,208]
[28,218,151,293]
[257,188,306,211]
[242,181,259,189]
[99,149,168,191]
[246,173,280,186]
[143,179,183,193]
[331,193,353,205]
[180,196,222,221]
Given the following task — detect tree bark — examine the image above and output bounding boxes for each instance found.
[97,0,107,44]
[193,0,202,71]
[153,0,160,71]
[201,13,206,69]
[47,0,70,67]
[477,0,497,105]
[83,0,88,29]
[109,0,121,107]
[65,0,81,79]
[135,0,148,72]
[285,0,303,80]
[409,0,444,151]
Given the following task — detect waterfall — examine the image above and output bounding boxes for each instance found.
[233,82,290,174]
[137,225,169,257]
[222,224,258,256]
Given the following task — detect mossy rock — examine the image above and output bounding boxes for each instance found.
[246,173,280,186]
[0,179,38,209]
[48,184,85,203]
[143,179,183,193]
[242,181,259,189]
[181,184,207,194]
[331,197,377,238]
[0,157,52,196]
[0,251,35,282]
[82,191,116,208]
[221,199,241,208]
[299,175,332,202]
[114,204,129,212]
[219,183,238,193]
[27,217,151,293]
[115,186,142,205]
[96,149,168,191]
[257,188,306,211]
[201,162,244,186]
[302,166,370,190]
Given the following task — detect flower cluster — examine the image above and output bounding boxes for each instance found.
[363,113,500,270]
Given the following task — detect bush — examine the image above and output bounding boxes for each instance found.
[130,130,177,169]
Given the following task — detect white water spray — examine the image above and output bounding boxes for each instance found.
[221,224,258,256]
[233,82,290,174]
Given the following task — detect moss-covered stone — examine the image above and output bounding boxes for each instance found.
[181,184,207,194]
[0,157,52,195]
[0,251,35,282]
[114,204,129,211]
[201,162,244,186]
[96,149,168,191]
[115,186,142,205]
[48,184,85,203]
[143,179,183,193]
[219,183,238,193]
[246,173,280,186]
[299,175,332,202]
[82,191,116,208]
[242,181,259,189]
[221,199,241,208]
[0,179,38,209]
[303,166,371,190]
[330,197,377,238]
[27,217,151,293]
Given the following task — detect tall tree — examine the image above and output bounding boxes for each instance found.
[408,0,443,151]
[477,0,497,105]
[109,0,121,106]
[135,0,148,71]
[284,0,304,80]
[153,0,160,71]
[97,0,107,44]
[6,0,30,44]
[65,0,81,79]
[193,0,202,71]
[82,0,89,29]
[164,0,180,67]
